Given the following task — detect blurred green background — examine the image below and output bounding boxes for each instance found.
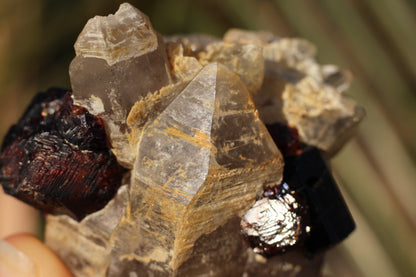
[0,0,415,276]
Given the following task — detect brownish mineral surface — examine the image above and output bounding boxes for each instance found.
[2,2,364,277]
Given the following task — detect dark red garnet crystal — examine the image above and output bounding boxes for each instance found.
[0,88,126,221]
[241,182,310,256]
[241,122,355,257]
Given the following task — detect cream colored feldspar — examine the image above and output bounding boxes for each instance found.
[225,29,364,156]
[165,42,203,83]
[282,77,365,155]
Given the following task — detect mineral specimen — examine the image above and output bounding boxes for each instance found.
[0,88,126,221]
[0,2,365,277]
[264,123,355,253]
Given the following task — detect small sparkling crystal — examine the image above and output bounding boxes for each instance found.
[241,183,308,256]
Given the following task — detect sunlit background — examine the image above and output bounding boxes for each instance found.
[0,1,415,276]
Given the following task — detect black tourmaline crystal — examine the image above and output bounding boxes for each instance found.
[241,122,355,257]
[283,146,355,254]
[0,88,126,221]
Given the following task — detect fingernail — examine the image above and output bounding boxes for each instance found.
[0,239,37,277]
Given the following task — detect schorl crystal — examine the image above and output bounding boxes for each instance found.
[283,146,355,254]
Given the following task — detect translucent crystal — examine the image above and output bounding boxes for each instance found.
[74,3,157,66]
[165,42,203,83]
[198,42,264,95]
[69,3,171,167]
[107,63,283,276]
[224,29,364,155]
[45,184,128,277]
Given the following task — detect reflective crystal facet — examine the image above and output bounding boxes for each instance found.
[107,63,283,276]
[69,3,171,167]
[198,42,264,95]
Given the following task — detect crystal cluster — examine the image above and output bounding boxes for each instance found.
[0,2,364,277]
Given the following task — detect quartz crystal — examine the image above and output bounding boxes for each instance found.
[46,184,129,276]
[69,3,171,167]
[198,42,264,95]
[108,63,283,276]
[0,2,366,276]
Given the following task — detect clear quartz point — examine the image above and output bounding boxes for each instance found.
[69,3,172,167]
[107,63,283,276]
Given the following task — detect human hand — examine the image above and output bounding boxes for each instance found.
[0,233,72,277]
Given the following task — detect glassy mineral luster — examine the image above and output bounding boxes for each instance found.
[69,3,171,167]
[107,63,283,276]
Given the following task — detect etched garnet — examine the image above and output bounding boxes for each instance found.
[0,88,127,221]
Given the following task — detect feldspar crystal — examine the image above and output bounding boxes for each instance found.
[166,34,221,57]
[225,30,364,156]
[282,77,364,155]
[0,2,365,277]
[165,42,203,83]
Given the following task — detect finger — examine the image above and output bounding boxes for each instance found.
[1,233,73,277]
[0,188,39,238]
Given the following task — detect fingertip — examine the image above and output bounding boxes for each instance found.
[4,233,73,277]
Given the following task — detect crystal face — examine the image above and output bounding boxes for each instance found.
[74,3,158,66]
[259,122,355,255]
[70,2,171,167]
[0,3,365,276]
[241,183,309,256]
[282,147,355,254]
[107,63,283,276]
